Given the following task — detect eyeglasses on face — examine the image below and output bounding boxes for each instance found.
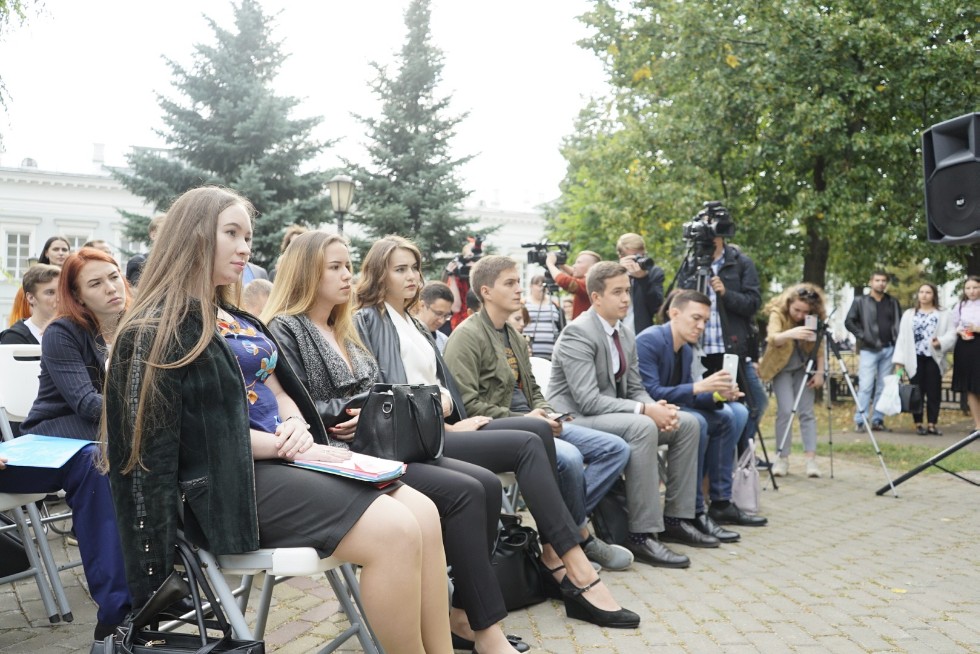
[426,306,452,320]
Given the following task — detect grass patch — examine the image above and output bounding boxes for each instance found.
[756,401,980,474]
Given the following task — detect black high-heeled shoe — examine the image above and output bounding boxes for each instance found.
[560,576,640,629]
[536,561,566,600]
[450,632,531,652]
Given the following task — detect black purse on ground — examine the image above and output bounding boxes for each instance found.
[490,517,547,611]
[91,536,264,654]
[899,383,923,416]
[352,383,445,462]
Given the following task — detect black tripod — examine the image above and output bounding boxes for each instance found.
[876,430,979,495]
[824,334,899,496]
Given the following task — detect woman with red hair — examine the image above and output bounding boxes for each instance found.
[14,246,133,638]
[21,247,130,440]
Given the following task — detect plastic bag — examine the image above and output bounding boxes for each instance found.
[874,374,902,416]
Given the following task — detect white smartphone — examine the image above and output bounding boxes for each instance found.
[804,314,818,330]
[722,353,739,386]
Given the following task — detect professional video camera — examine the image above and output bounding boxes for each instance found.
[447,235,484,282]
[521,240,571,294]
[682,201,736,268]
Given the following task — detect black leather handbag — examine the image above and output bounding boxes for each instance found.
[352,383,444,462]
[899,383,923,416]
[90,536,264,654]
[490,519,547,611]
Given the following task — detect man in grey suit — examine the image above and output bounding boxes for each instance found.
[549,261,706,568]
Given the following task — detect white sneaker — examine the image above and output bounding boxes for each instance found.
[773,457,789,477]
[806,458,821,478]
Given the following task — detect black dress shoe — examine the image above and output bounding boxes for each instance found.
[694,513,740,543]
[625,536,690,568]
[560,576,640,629]
[708,502,768,527]
[451,632,531,652]
[660,520,720,548]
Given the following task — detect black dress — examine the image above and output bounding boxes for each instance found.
[220,313,393,558]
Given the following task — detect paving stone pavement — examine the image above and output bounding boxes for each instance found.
[2,452,978,653]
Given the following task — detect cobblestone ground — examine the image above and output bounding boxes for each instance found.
[2,450,978,653]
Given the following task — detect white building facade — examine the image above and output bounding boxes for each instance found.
[0,164,549,320]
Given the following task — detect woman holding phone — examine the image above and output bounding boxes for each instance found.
[758,284,826,478]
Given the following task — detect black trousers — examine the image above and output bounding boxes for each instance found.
[400,456,505,630]
[912,354,943,425]
[445,417,580,558]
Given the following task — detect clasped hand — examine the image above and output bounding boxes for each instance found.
[644,399,681,431]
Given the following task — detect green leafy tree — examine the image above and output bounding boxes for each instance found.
[113,0,331,267]
[347,0,475,270]
[554,1,976,289]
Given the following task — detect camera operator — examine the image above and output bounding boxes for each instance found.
[676,229,765,456]
[442,237,482,330]
[546,249,601,320]
[617,233,665,333]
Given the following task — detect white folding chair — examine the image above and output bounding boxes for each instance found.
[192,546,383,654]
[0,344,74,622]
[0,491,71,623]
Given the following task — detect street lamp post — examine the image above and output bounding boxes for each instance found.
[327,174,355,235]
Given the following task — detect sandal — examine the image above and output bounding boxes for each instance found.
[927,426,942,435]
[916,425,928,436]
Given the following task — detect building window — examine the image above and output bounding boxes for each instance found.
[65,234,90,252]
[5,231,32,278]
[116,236,142,269]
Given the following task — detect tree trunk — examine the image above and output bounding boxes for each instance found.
[967,243,980,276]
[803,157,830,288]
[803,221,830,288]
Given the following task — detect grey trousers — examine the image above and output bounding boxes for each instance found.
[772,367,817,455]
[575,411,700,533]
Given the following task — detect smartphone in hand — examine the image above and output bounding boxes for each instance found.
[722,353,739,386]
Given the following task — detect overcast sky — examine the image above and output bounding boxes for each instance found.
[0,0,609,211]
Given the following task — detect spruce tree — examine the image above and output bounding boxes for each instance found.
[347,0,475,267]
[113,0,330,267]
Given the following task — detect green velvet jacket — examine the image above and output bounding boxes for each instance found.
[105,305,327,605]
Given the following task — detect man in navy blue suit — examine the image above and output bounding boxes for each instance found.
[636,290,767,546]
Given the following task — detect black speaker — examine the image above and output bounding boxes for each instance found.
[922,112,980,245]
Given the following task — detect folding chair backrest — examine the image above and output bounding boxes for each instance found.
[0,344,42,428]
[529,356,552,398]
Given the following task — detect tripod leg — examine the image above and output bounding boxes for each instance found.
[833,352,899,496]
[754,427,778,490]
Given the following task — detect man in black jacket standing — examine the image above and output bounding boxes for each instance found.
[676,237,765,453]
[845,270,901,431]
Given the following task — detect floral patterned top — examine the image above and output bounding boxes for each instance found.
[912,310,939,357]
[219,313,280,433]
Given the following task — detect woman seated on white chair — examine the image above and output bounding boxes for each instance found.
[11,248,133,639]
[21,248,128,440]
[104,187,450,654]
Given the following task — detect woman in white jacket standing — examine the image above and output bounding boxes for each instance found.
[892,283,956,435]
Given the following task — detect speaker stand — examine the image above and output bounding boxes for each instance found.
[875,430,979,495]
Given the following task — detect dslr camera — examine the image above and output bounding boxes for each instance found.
[629,255,655,272]
[447,235,484,282]
[522,240,571,294]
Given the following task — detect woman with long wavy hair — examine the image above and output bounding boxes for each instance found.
[758,283,827,478]
[104,187,451,654]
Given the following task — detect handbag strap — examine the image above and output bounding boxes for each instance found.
[404,390,443,460]
[121,537,236,653]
